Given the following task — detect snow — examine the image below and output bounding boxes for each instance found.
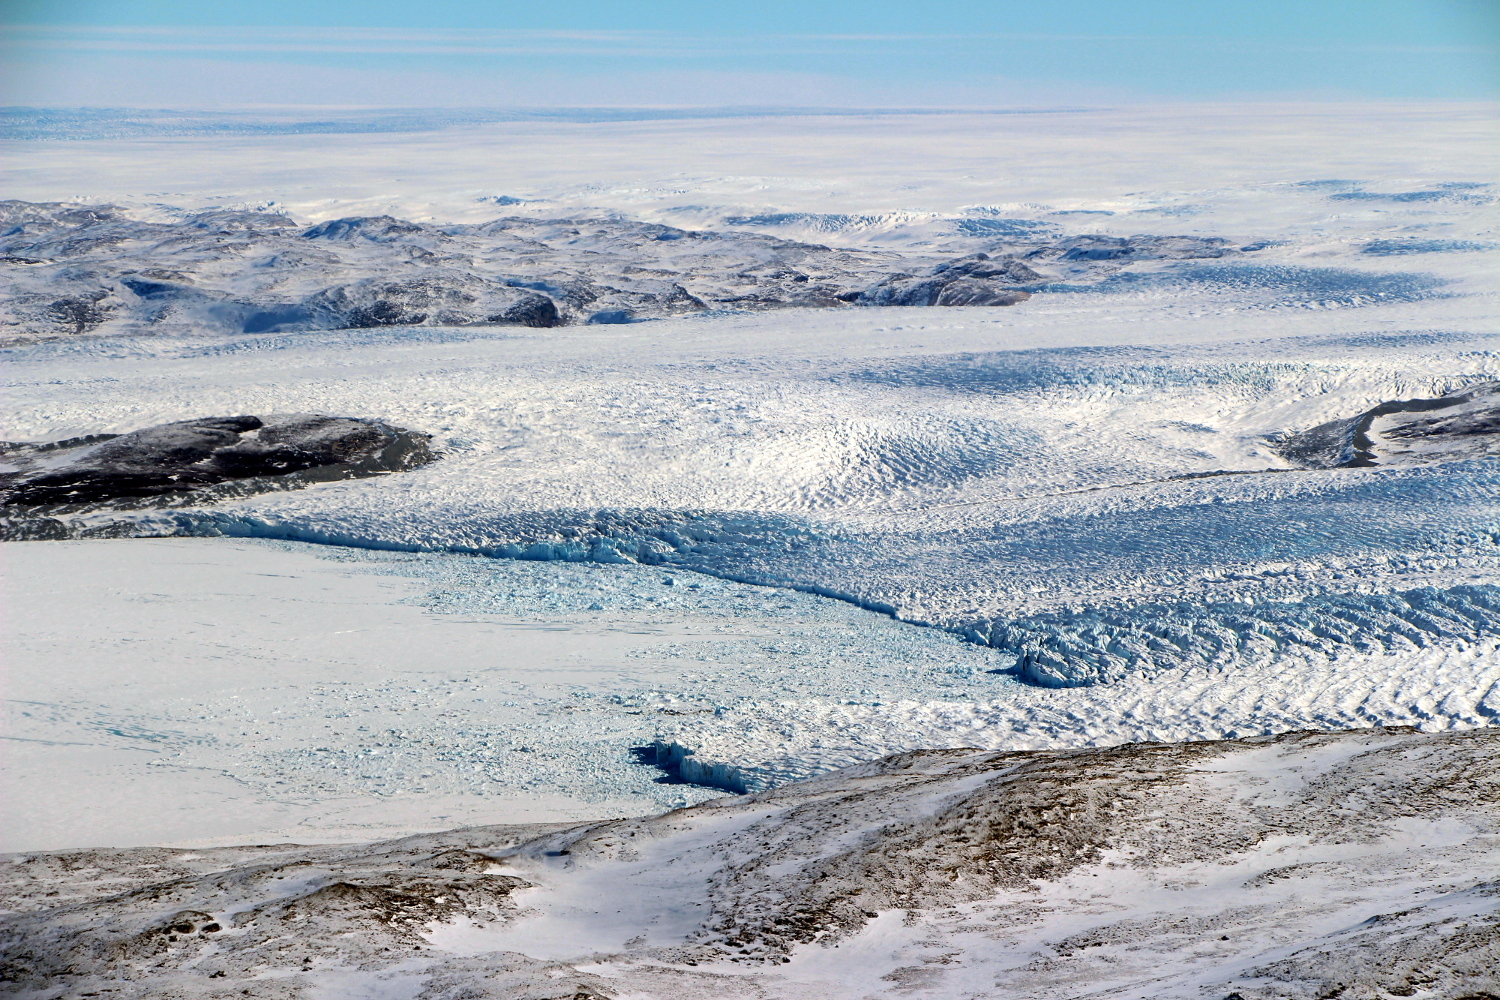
[5,728,1497,999]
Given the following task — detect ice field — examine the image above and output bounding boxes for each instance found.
[2,537,1002,850]
[1,103,1499,998]
[4,105,1500,844]
[8,534,1500,855]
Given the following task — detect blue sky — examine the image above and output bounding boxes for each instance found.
[3,1,1497,106]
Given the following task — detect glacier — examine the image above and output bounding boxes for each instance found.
[8,325,1496,688]
[2,103,1498,811]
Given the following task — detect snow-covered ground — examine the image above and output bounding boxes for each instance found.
[4,728,1497,1000]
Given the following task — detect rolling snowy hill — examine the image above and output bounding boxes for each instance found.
[4,728,1497,999]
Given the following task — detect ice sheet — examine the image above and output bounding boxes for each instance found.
[2,104,1498,849]
[6,105,1497,242]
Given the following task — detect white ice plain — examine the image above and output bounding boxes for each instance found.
[2,105,1499,998]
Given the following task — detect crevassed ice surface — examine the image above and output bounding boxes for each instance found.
[4,105,1499,797]
[32,318,1500,674]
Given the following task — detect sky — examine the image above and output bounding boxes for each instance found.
[1,0,1497,107]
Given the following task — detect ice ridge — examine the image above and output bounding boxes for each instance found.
[161,507,1500,691]
[975,584,1500,688]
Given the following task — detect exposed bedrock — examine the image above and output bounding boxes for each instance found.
[851,254,1040,306]
[2,729,1497,999]
[1277,379,1500,469]
[2,200,1443,342]
[0,414,434,511]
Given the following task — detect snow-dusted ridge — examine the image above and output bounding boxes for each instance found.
[1,200,1040,343]
[3,728,1497,1000]
[1,198,1464,344]
[1277,377,1500,470]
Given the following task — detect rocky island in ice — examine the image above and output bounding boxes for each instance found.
[1,413,433,514]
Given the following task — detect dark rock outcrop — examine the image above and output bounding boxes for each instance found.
[1024,234,1240,263]
[854,253,1038,307]
[0,413,434,509]
[1275,380,1500,469]
[302,215,428,242]
[303,273,561,329]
